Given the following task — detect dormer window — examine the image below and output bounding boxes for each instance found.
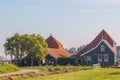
[101,45,105,52]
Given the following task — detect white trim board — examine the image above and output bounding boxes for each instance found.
[80,39,114,57]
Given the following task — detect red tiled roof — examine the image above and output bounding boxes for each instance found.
[75,29,116,58]
[48,48,71,59]
[46,35,71,59]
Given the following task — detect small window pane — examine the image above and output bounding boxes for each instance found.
[84,56,91,61]
[104,54,109,62]
[84,56,87,61]
[101,45,105,52]
[98,54,102,62]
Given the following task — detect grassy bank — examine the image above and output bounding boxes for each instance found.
[0,63,19,73]
[0,66,92,80]
[26,68,120,80]
[21,65,92,72]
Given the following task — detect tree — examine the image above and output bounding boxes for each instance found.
[4,33,21,60]
[77,45,86,53]
[20,34,48,60]
[69,47,77,54]
[65,47,77,54]
[65,45,87,54]
[4,33,48,61]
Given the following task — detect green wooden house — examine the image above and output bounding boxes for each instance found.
[75,29,117,66]
[45,35,71,65]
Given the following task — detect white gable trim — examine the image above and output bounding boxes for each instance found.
[80,39,107,57]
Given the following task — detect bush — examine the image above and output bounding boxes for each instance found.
[57,57,75,65]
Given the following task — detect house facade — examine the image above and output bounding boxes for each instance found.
[75,30,117,66]
[116,46,120,59]
[46,34,71,65]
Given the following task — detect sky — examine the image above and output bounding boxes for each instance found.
[0,0,120,56]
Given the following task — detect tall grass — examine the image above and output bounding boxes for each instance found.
[21,65,92,72]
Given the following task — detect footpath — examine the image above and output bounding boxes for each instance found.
[0,69,40,77]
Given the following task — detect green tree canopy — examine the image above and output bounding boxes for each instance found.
[4,33,48,60]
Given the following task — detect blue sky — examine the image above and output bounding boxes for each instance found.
[0,0,120,56]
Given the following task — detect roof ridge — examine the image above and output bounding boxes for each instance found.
[102,29,116,43]
[50,35,63,47]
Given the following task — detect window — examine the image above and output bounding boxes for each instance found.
[84,56,91,61]
[84,56,87,61]
[98,54,102,62]
[104,54,109,62]
[87,56,91,61]
[101,45,105,52]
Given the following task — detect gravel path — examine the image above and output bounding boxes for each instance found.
[0,69,40,77]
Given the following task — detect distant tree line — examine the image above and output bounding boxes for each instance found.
[65,45,86,54]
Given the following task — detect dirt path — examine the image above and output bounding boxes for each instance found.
[0,69,40,77]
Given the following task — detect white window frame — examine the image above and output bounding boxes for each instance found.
[104,54,109,62]
[87,56,91,61]
[101,45,105,52]
[84,56,87,61]
[84,56,91,61]
[98,54,102,62]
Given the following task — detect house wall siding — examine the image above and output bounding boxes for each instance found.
[80,41,115,66]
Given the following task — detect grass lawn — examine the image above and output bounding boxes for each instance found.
[25,68,120,80]
[0,63,19,73]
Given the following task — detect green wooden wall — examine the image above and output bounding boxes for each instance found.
[79,41,116,66]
